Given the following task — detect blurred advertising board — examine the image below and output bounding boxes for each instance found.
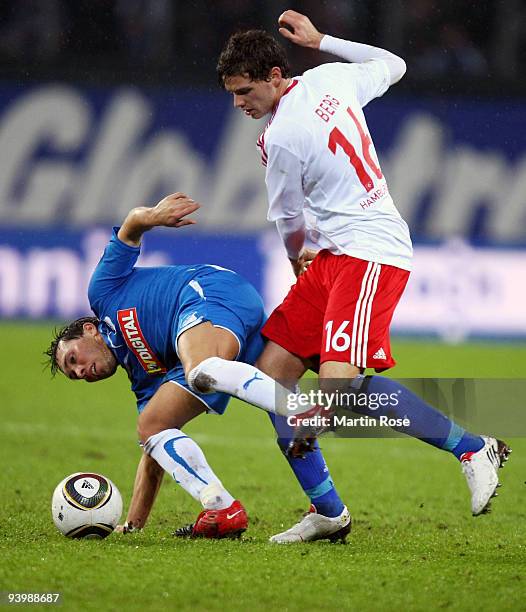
[0,83,524,337]
[0,228,525,341]
[0,83,524,243]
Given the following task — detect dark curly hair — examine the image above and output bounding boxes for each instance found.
[44,316,100,376]
[217,29,291,86]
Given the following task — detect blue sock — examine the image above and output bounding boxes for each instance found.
[353,376,484,459]
[450,432,485,459]
[269,414,345,517]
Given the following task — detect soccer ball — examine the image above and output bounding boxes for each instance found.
[51,472,122,539]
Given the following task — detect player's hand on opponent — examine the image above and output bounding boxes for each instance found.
[278,10,324,49]
[286,436,317,459]
[289,248,318,277]
[150,192,200,229]
[286,403,337,458]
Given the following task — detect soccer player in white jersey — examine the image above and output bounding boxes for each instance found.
[191,10,512,542]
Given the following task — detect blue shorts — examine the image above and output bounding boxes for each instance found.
[151,268,265,415]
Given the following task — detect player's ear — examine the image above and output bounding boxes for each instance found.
[269,66,283,83]
[83,322,97,336]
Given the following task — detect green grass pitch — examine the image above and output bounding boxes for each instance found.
[1,322,525,611]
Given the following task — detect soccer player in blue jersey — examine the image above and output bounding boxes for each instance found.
[46,192,349,540]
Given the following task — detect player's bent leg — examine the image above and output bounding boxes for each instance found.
[186,338,305,415]
[316,361,511,516]
[178,321,240,377]
[137,380,205,443]
[269,413,351,544]
[184,331,353,541]
[181,329,352,538]
[318,361,361,395]
[139,382,247,537]
[253,348,351,543]
[318,359,489,462]
[256,341,309,382]
[180,322,280,411]
[187,354,285,413]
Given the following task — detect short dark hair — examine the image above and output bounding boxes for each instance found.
[45,316,100,376]
[217,29,291,86]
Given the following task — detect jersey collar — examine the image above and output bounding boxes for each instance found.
[270,78,299,120]
[283,78,299,97]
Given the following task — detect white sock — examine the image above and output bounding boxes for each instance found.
[187,357,293,417]
[144,428,234,510]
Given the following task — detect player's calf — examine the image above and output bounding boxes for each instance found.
[143,429,236,510]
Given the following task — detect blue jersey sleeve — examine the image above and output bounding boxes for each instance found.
[88,227,140,309]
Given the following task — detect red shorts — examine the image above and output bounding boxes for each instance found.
[262,251,409,370]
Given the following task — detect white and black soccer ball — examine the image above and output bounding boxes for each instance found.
[51,473,122,539]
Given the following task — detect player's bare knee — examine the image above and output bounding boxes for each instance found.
[137,421,150,446]
[137,413,159,445]
[319,377,344,397]
[320,374,363,399]
[186,356,224,393]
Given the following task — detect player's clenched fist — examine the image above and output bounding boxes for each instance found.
[278,10,324,49]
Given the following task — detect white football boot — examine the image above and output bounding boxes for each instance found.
[460,436,511,516]
[269,505,351,544]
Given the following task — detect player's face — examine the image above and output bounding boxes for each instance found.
[57,324,118,383]
[224,73,278,119]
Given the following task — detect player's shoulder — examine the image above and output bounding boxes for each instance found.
[266,78,319,143]
[265,107,309,151]
[303,59,388,89]
[302,61,359,83]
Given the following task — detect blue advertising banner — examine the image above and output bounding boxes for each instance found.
[0,227,263,319]
[1,226,525,341]
[0,83,524,242]
[0,82,525,335]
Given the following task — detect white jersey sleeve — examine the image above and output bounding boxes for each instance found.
[308,60,390,108]
[266,143,304,222]
[265,141,307,259]
[319,34,406,86]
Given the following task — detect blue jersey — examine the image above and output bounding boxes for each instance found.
[88,228,265,413]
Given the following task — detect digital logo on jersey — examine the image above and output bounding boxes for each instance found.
[117,308,167,375]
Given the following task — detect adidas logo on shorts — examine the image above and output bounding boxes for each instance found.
[373,347,387,360]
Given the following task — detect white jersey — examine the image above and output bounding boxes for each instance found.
[258,59,413,271]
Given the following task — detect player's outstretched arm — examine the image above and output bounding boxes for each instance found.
[277,9,406,84]
[116,452,164,533]
[118,192,200,247]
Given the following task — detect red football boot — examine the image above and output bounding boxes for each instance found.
[174,500,248,539]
